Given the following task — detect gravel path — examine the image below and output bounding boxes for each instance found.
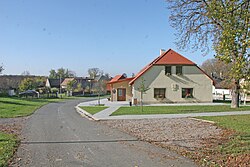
[102,118,231,165]
[102,118,222,149]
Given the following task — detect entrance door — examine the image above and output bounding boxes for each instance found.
[117,88,126,101]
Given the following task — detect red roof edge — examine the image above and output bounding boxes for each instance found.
[108,77,134,84]
[129,49,172,85]
[196,66,216,85]
[109,75,123,83]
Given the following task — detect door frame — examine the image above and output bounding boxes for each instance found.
[117,88,126,101]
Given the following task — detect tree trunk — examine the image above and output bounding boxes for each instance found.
[231,80,240,108]
[98,93,100,106]
[140,91,143,112]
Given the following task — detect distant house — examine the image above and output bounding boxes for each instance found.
[60,77,90,92]
[94,75,110,82]
[60,78,75,90]
[45,79,63,89]
[109,49,214,104]
[91,75,111,94]
[212,84,232,101]
[0,75,46,96]
[211,76,233,100]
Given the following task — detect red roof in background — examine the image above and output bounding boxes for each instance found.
[108,77,134,84]
[129,49,213,85]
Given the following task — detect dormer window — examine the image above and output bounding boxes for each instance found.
[176,66,183,75]
[165,66,172,76]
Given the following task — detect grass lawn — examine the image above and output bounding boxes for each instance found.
[80,106,109,115]
[0,132,18,166]
[0,96,93,118]
[111,105,250,116]
[199,114,250,155]
[0,97,66,118]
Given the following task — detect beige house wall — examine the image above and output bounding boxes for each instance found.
[110,80,133,101]
[132,65,213,104]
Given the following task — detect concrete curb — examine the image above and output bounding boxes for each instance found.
[76,99,250,120]
[75,106,100,121]
[95,110,250,120]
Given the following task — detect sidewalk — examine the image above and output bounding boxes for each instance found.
[76,99,250,120]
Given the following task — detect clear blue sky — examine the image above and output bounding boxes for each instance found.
[0,0,213,77]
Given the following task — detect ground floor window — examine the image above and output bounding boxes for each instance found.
[182,88,193,98]
[154,88,166,98]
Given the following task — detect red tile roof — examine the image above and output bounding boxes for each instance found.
[129,49,213,85]
[108,77,134,84]
[109,75,124,83]
[155,49,195,65]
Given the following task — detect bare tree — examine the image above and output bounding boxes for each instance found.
[88,68,101,79]
[0,64,3,74]
[166,0,250,108]
[200,58,232,79]
[21,70,30,76]
[201,58,233,89]
[95,80,106,105]
[104,73,110,79]
[137,77,150,112]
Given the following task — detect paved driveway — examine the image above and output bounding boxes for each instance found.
[12,99,197,167]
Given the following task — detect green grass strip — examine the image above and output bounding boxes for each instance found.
[0,132,18,167]
[199,114,250,155]
[0,97,65,118]
[111,105,250,116]
[80,106,109,115]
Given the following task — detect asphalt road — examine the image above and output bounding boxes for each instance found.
[12,99,197,167]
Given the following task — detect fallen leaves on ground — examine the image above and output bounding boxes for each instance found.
[102,118,249,167]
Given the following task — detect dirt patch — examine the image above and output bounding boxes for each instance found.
[0,117,27,136]
[102,118,248,167]
[0,117,27,166]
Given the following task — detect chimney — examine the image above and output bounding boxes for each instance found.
[160,49,166,55]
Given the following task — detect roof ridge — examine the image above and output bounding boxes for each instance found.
[129,49,171,85]
[155,49,196,65]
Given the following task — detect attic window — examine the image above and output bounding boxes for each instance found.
[165,66,172,76]
[176,66,183,75]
